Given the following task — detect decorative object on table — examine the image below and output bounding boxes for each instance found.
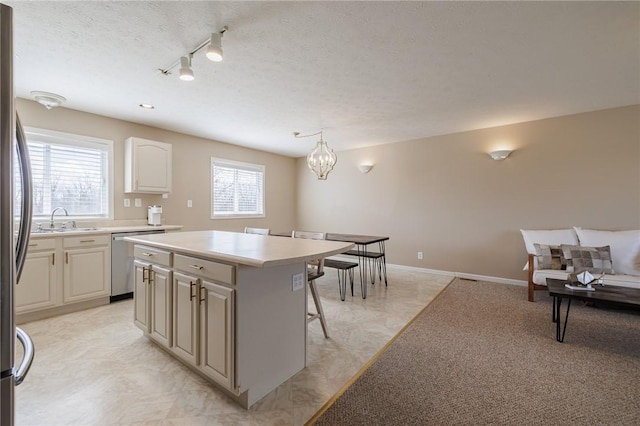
[564,271,606,291]
[293,130,337,180]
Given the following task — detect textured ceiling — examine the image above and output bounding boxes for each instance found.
[5,1,640,157]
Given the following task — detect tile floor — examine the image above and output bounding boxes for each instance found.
[15,267,452,425]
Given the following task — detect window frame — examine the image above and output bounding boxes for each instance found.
[23,126,114,221]
[211,157,265,219]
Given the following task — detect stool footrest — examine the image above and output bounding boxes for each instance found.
[342,250,383,259]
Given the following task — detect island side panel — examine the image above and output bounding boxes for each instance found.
[235,261,307,406]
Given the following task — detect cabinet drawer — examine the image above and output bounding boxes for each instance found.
[26,238,56,251]
[63,234,110,249]
[174,254,235,286]
[134,245,171,267]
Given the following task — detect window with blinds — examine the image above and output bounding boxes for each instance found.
[17,128,113,219]
[211,158,265,218]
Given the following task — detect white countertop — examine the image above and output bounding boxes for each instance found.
[29,224,183,238]
[124,230,355,268]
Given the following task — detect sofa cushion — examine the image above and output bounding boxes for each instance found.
[574,227,640,276]
[520,229,579,255]
[560,244,615,274]
[520,229,578,269]
[534,243,565,270]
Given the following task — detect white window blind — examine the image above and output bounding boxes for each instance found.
[17,128,113,219]
[211,158,265,218]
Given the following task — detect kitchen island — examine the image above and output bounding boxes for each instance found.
[123,230,353,408]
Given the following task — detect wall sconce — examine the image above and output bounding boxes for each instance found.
[488,150,512,161]
[159,26,227,81]
[358,164,373,173]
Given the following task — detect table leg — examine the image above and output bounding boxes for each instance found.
[356,244,367,298]
[379,241,387,286]
[554,296,572,343]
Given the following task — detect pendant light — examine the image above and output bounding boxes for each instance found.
[294,131,338,180]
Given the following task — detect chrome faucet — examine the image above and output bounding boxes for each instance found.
[49,207,69,229]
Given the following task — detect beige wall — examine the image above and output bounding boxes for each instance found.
[16,98,297,232]
[296,105,640,282]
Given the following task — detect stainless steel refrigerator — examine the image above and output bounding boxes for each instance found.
[1,3,35,425]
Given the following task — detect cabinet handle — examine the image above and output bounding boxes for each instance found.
[52,253,55,266]
[189,281,196,301]
[189,264,204,270]
[28,243,38,247]
[80,239,95,243]
[65,252,69,264]
[141,252,154,257]
[143,266,149,283]
[149,270,155,284]
[199,285,206,304]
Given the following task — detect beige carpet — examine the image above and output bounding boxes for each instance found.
[310,279,640,425]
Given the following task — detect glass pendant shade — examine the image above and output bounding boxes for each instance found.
[306,137,337,180]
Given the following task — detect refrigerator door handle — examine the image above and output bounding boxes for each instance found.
[14,327,34,385]
[14,113,33,282]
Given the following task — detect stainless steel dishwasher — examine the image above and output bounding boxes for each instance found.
[111,229,166,302]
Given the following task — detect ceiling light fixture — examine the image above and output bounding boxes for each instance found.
[294,130,338,180]
[206,33,223,62]
[30,91,66,109]
[179,55,194,81]
[159,26,227,81]
[489,150,512,160]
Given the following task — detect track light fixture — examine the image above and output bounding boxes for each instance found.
[206,33,223,62]
[159,26,227,81]
[179,55,194,81]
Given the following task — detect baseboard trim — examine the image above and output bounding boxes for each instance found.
[387,263,527,286]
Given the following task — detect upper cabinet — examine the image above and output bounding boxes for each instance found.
[124,137,172,194]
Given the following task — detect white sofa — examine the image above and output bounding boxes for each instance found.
[520,227,640,301]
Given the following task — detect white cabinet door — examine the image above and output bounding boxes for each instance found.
[125,137,172,193]
[63,245,110,303]
[172,271,199,365]
[149,265,172,347]
[134,259,151,332]
[199,280,234,389]
[16,250,57,313]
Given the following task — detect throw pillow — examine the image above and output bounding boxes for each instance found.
[560,245,615,274]
[533,243,565,270]
[574,227,640,276]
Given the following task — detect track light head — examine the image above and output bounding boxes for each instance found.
[206,33,223,62]
[179,55,194,81]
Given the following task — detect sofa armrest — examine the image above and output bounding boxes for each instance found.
[527,253,546,302]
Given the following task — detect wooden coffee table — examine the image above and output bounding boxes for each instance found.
[546,278,640,342]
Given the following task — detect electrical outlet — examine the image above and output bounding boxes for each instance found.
[134,198,142,207]
[162,193,169,199]
[292,272,305,291]
[124,198,130,207]
[418,251,423,260]
[187,200,193,208]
